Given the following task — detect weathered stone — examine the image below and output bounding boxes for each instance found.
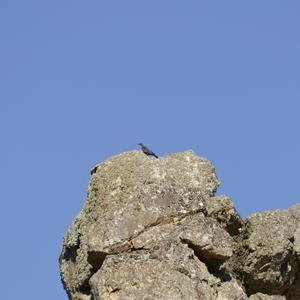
[60,150,222,298]
[178,213,233,261]
[89,242,247,300]
[72,294,91,300]
[294,225,300,257]
[249,293,286,300]
[216,279,248,300]
[231,204,300,297]
[59,150,300,300]
[87,150,220,254]
[285,206,300,300]
[204,195,244,235]
[124,211,234,263]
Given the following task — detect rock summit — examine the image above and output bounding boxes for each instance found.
[60,150,300,300]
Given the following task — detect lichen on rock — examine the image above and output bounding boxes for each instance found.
[59,150,300,300]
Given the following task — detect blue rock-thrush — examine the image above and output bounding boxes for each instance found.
[138,143,159,159]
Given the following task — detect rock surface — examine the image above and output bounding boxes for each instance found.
[229,205,300,299]
[59,150,300,300]
[249,293,287,300]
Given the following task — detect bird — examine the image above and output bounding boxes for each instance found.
[138,143,159,158]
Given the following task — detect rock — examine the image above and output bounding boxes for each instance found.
[59,150,300,300]
[204,195,244,235]
[230,204,300,298]
[90,242,247,300]
[249,293,286,300]
[89,243,212,300]
[294,225,300,257]
[129,212,233,261]
[216,279,248,300]
[86,150,220,255]
[60,150,227,299]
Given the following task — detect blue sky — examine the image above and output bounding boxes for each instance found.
[1,1,300,299]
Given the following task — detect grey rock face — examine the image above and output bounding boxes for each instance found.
[59,150,300,300]
[230,205,300,299]
[90,243,215,300]
[249,293,287,300]
[204,195,244,236]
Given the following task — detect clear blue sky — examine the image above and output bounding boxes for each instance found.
[1,1,300,299]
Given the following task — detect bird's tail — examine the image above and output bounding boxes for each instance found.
[154,154,159,159]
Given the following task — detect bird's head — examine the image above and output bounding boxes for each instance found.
[138,143,144,146]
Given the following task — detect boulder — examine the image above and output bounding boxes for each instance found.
[90,242,247,300]
[59,150,300,300]
[60,150,230,299]
[204,195,243,236]
[231,205,300,298]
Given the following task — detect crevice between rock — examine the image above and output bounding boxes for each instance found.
[180,238,231,282]
[62,244,79,263]
[106,208,205,253]
[78,209,213,297]
[87,251,107,274]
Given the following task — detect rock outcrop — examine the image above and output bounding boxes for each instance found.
[59,151,300,300]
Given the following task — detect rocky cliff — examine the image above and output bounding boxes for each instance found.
[59,151,300,300]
